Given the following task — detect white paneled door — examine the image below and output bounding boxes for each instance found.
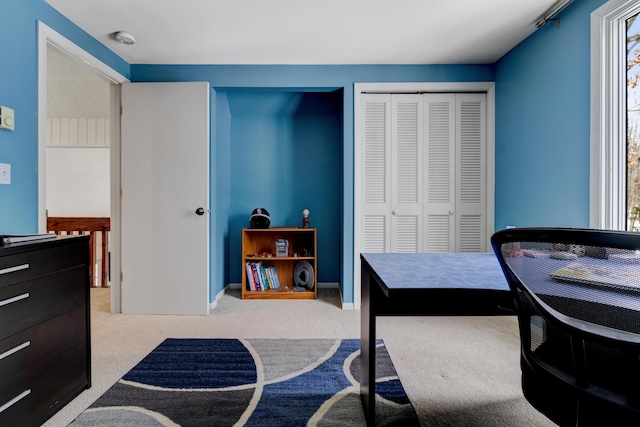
[362,92,487,255]
[120,82,210,315]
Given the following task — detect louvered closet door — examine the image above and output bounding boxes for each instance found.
[361,92,486,255]
[424,94,456,252]
[423,93,487,252]
[456,93,486,252]
[390,95,423,252]
[362,94,392,253]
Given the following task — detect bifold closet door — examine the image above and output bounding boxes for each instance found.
[424,93,486,252]
[361,92,486,254]
[362,94,392,253]
[390,95,423,253]
[455,93,487,252]
[361,94,423,253]
[424,94,456,252]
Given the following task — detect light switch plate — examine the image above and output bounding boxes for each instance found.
[0,163,11,185]
[0,106,15,131]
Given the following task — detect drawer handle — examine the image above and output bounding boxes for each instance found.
[0,263,29,275]
[0,341,30,361]
[0,389,31,414]
[0,293,29,307]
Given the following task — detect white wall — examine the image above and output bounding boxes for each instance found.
[46,46,111,217]
[45,147,110,216]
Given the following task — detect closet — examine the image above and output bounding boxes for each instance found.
[361,92,487,253]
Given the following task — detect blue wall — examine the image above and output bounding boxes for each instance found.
[2,0,616,305]
[494,0,608,229]
[213,91,232,295]
[0,0,495,305]
[0,0,128,234]
[130,65,495,302]
[223,90,342,284]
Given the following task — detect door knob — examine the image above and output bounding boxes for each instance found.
[195,207,205,216]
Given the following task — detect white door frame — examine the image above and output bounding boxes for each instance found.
[353,82,496,309]
[37,22,129,313]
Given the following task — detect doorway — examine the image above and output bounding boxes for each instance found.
[46,45,111,299]
[37,22,129,313]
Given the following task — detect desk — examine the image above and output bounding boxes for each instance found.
[359,252,513,426]
[504,255,640,334]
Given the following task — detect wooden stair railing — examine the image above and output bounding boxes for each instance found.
[47,216,110,288]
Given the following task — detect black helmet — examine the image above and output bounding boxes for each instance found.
[250,208,270,229]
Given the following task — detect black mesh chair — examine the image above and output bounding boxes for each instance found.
[491,227,640,426]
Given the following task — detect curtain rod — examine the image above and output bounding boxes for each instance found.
[536,0,574,28]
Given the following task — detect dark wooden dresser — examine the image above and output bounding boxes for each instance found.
[0,235,91,426]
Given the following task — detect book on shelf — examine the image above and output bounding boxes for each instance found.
[268,266,280,289]
[260,264,271,290]
[0,233,57,245]
[246,262,256,291]
[251,262,262,290]
[245,261,281,291]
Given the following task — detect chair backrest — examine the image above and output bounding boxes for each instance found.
[491,227,640,426]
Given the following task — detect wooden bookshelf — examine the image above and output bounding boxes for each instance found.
[241,227,317,299]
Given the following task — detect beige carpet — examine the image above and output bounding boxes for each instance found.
[43,287,554,427]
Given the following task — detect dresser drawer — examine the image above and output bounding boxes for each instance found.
[0,344,88,427]
[0,305,87,390]
[0,241,86,289]
[0,266,87,340]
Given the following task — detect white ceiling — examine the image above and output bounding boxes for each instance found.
[45,0,561,65]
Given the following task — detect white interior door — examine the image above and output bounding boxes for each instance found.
[120,82,210,315]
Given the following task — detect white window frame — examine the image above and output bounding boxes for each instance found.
[591,0,640,230]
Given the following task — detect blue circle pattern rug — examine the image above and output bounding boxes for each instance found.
[69,338,419,426]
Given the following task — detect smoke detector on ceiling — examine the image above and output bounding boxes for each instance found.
[114,31,136,45]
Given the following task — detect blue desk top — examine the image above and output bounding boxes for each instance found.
[361,252,509,292]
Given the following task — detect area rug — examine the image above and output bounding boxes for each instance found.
[69,338,418,426]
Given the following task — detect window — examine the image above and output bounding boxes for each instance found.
[591,0,640,230]
[627,12,640,230]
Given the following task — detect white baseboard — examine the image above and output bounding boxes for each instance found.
[208,286,227,310]
[341,301,355,310]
